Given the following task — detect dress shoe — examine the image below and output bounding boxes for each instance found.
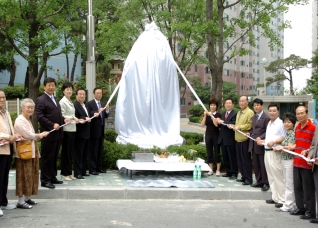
[300,212,314,220]
[242,181,251,185]
[76,175,85,179]
[25,199,37,205]
[51,180,63,184]
[41,183,55,189]
[97,170,106,173]
[261,184,269,191]
[265,199,276,204]
[310,218,318,223]
[236,178,244,182]
[89,172,99,175]
[290,208,305,215]
[222,173,231,177]
[83,173,90,177]
[250,182,262,188]
[61,175,72,181]
[275,203,283,208]
[229,175,237,180]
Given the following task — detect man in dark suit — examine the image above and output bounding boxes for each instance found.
[217,98,238,180]
[248,98,270,191]
[73,88,97,179]
[35,77,70,189]
[86,87,109,175]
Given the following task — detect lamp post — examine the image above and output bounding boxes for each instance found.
[260,57,268,96]
[86,0,96,101]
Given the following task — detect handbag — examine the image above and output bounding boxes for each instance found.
[17,140,32,160]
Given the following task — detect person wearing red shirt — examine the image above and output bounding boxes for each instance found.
[290,106,316,220]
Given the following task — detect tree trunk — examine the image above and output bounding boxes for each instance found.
[64,33,69,79]
[206,0,224,103]
[288,71,294,95]
[70,53,78,82]
[8,58,16,86]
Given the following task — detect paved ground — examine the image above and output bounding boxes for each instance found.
[1,200,316,228]
[180,118,205,134]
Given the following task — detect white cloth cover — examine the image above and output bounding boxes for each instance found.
[115,22,183,148]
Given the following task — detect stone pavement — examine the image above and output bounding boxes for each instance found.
[7,169,271,201]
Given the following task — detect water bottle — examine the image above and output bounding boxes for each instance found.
[193,165,198,179]
[197,165,201,180]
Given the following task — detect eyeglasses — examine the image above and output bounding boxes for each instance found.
[0,97,6,100]
[25,106,35,110]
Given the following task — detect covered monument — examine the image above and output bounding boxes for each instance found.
[115,22,183,148]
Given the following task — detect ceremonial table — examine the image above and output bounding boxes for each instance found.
[116,159,212,178]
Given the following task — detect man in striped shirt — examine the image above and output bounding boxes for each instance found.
[290,106,316,220]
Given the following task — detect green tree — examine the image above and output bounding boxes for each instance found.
[205,0,309,102]
[96,0,207,94]
[303,49,318,100]
[265,54,310,95]
[0,0,79,129]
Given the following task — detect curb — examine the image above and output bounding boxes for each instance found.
[7,187,271,200]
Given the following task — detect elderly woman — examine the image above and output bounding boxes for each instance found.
[201,97,221,176]
[274,112,297,212]
[59,82,78,180]
[14,98,48,209]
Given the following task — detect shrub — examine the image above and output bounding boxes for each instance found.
[2,85,24,99]
[105,129,118,142]
[188,104,205,117]
[180,132,204,145]
[189,116,201,123]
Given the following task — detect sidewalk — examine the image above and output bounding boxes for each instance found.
[7,169,271,200]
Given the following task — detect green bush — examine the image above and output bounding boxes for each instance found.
[2,85,24,99]
[188,104,206,117]
[2,85,44,99]
[105,129,118,142]
[189,116,201,123]
[180,132,204,145]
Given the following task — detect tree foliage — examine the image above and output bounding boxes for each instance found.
[0,0,82,129]
[206,0,309,102]
[265,54,310,95]
[303,49,318,100]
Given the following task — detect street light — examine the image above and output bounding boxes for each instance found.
[260,57,268,96]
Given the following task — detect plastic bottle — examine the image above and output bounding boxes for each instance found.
[197,165,202,180]
[193,165,198,179]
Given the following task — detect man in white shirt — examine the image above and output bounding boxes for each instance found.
[258,103,286,208]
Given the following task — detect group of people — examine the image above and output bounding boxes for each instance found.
[201,95,318,224]
[0,77,109,215]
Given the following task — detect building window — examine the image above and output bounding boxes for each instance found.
[240,60,245,66]
[241,73,245,78]
[224,69,229,76]
[180,98,185,106]
[195,65,198,72]
[177,43,182,51]
[205,51,209,59]
[205,67,209,74]
[249,74,253,79]
[249,86,252,90]
[188,102,191,106]
[249,62,252,67]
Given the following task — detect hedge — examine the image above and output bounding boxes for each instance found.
[10,129,207,170]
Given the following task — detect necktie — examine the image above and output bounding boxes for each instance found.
[98,102,104,125]
[51,96,57,106]
[257,114,260,121]
[225,111,229,120]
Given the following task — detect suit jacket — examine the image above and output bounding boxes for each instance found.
[248,112,270,154]
[86,99,109,138]
[217,110,237,146]
[35,93,64,141]
[307,127,318,171]
[74,101,90,139]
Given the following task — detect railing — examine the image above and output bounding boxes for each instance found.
[5,99,20,114]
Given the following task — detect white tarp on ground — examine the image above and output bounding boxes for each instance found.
[115,22,183,148]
